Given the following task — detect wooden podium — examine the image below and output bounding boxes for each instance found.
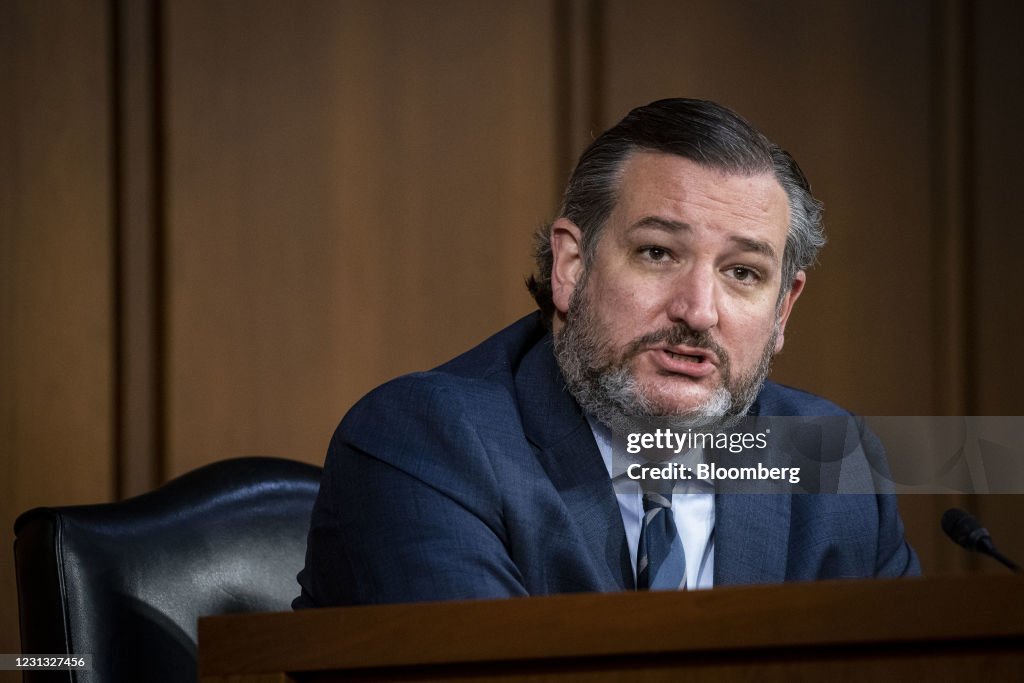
[199,576,1024,682]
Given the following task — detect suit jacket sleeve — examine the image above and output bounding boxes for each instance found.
[863,421,921,578]
[295,375,529,606]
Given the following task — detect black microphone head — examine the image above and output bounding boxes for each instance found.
[942,508,1021,573]
[941,507,990,551]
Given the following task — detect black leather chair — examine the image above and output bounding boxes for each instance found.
[13,456,322,683]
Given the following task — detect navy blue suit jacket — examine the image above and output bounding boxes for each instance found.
[295,313,919,607]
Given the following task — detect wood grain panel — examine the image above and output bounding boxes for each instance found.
[0,0,114,667]
[973,0,1024,572]
[200,577,1024,679]
[163,0,558,474]
[973,0,1024,416]
[113,0,163,497]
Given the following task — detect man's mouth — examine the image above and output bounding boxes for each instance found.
[650,346,719,378]
[665,350,706,363]
[662,345,718,365]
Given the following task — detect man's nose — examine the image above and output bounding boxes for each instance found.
[666,267,719,331]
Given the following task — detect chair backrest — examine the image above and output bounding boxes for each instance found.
[14,456,322,683]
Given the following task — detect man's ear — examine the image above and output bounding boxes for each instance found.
[550,218,585,316]
[773,270,806,354]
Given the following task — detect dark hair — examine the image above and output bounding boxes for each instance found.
[526,98,824,322]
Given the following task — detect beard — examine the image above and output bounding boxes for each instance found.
[553,278,778,435]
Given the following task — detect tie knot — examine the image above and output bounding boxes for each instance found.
[642,490,672,511]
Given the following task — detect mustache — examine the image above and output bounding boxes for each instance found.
[622,323,730,369]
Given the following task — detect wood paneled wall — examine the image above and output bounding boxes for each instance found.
[967,0,1024,575]
[3,0,1022,664]
[163,0,556,478]
[1,0,116,668]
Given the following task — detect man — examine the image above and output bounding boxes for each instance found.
[294,98,919,607]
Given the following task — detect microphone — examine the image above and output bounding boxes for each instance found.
[941,508,1022,574]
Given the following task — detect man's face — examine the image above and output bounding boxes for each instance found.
[550,151,804,427]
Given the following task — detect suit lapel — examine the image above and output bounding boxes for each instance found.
[713,493,791,585]
[515,334,635,591]
[714,397,791,585]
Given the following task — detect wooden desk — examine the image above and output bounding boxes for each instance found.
[200,575,1024,682]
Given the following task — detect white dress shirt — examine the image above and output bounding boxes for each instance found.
[588,417,715,589]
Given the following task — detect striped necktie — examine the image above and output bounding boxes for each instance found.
[636,489,686,590]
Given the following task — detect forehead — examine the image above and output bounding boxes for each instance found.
[610,151,790,247]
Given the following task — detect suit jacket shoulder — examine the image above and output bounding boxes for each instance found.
[752,381,851,417]
[295,313,632,607]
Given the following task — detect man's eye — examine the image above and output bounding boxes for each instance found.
[729,266,760,282]
[642,247,670,261]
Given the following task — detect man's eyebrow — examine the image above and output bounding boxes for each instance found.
[629,216,691,233]
[730,235,778,262]
[629,216,779,262]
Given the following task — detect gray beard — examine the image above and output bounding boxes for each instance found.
[553,283,777,435]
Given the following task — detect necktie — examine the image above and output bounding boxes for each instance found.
[636,489,686,590]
